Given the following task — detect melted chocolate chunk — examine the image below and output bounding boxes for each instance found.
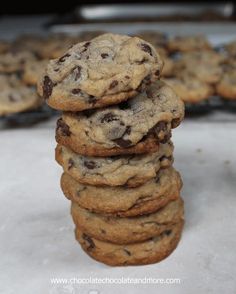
[83,109,96,117]
[43,76,54,99]
[82,233,95,250]
[113,138,132,148]
[101,53,109,58]
[88,96,97,104]
[84,160,97,169]
[140,43,153,56]
[154,121,167,133]
[164,230,172,236]
[109,80,118,90]
[125,126,131,135]
[58,53,70,63]
[101,112,119,123]
[56,118,71,136]
[155,69,160,76]
[118,100,130,110]
[125,75,130,79]
[68,158,74,170]
[81,42,91,53]
[171,118,180,128]
[74,66,82,81]
[71,88,81,95]
[123,249,131,256]
[100,229,106,234]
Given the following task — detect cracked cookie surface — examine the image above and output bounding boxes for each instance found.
[61,167,182,216]
[56,80,184,156]
[56,141,174,187]
[38,33,163,111]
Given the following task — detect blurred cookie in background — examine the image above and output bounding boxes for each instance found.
[164,74,213,104]
[216,60,236,100]
[0,50,36,73]
[0,74,43,116]
[174,50,224,85]
[167,35,212,53]
[22,59,48,86]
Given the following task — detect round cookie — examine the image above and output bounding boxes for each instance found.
[61,167,182,217]
[0,51,36,73]
[75,220,184,266]
[56,80,184,156]
[0,40,10,54]
[55,141,174,187]
[38,34,79,59]
[167,35,212,53]
[22,59,49,86]
[224,40,236,57]
[13,34,46,57]
[37,33,163,111]
[216,63,236,100]
[174,50,224,84]
[164,75,213,103]
[71,198,184,244]
[0,74,42,116]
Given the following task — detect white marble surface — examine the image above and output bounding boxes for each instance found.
[0,119,236,294]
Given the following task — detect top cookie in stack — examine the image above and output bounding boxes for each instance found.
[38,34,184,157]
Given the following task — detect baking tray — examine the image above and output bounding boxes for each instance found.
[0,104,58,129]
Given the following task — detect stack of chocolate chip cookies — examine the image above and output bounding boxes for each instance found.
[38,33,185,266]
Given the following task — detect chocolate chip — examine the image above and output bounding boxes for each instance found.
[101,53,109,58]
[123,249,131,256]
[82,233,95,250]
[125,75,130,79]
[71,88,81,95]
[113,138,132,148]
[164,230,172,236]
[58,53,70,63]
[43,76,54,99]
[81,42,91,53]
[74,66,81,81]
[125,126,131,135]
[118,101,130,110]
[84,161,96,169]
[155,175,160,183]
[88,96,97,104]
[155,69,160,76]
[109,80,118,90]
[140,43,153,56]
[100,229,106,234]
[56,118,71,136]
[68,158,74,170]
[154,121,167,133]
[171,118,180,128]
[101,112,118,123]
[83,109,96,117]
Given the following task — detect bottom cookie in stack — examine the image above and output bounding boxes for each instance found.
[75,220,184,266]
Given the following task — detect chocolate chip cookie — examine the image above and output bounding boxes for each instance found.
[0,74,42,115]
[71,198,184,244]
[56,80,184,156]
[167,35,212,53]
[216,62,236,100]
[0,51,36,73]
[0,40,10,54]
[174,50,224,84]
[55,141,174,187]
[61,167,182,217]
[37,33,163,111]
[22,59,48,86]
[75,220,184,266]
[224,40,236,57]
[164,74,213,103]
